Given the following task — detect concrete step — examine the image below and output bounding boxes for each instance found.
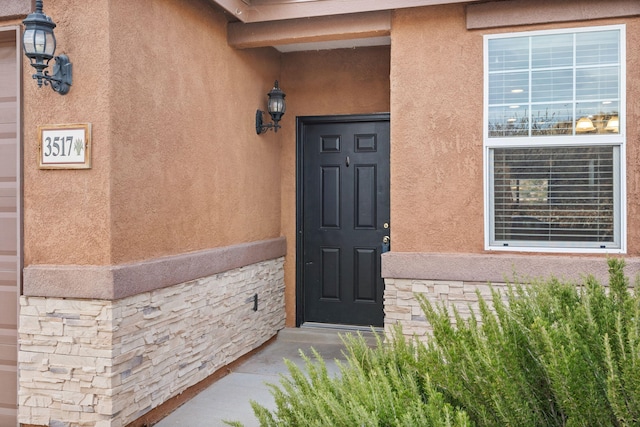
[277,324,382,347]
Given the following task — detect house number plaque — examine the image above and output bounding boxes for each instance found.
[38,123,91,169]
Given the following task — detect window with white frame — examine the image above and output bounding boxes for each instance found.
[484,25,625,252]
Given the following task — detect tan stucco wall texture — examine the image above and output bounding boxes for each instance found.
[22,0,112,266]
[22,0,283,266]
[390,5,640,255]
[16,0,640,312]
[391,5,484,254]
[622,17,640,254]
[280,47,391,325]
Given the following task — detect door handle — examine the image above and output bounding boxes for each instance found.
[381,236,390,253]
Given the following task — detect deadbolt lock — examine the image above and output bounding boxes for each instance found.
[383,222,389,229]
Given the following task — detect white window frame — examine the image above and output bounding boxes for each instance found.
[483,24,626,254]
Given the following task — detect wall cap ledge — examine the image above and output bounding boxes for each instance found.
[382,252,640,285]
[23,237,286,300]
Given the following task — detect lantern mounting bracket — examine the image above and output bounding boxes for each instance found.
[36,54,72,94]
[256,109,280,134]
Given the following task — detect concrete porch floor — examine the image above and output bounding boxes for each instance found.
[153,326,377,427]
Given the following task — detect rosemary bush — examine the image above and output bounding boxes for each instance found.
[245,259,640,426]
[248,332,471,427]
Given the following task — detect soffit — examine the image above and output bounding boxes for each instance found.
[213,0,485,52]
[227,10,393,51]
[212,0,482,23]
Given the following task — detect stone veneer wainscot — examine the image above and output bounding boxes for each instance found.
[384,278,499,338]
[19,257,285,427]
[382,252,640,339]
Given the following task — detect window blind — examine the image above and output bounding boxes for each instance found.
[492,146,615,244]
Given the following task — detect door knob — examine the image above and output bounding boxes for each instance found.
[381,235,390,253]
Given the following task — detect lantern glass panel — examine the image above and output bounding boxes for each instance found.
[27,29,55,57]
[35,30,46,53]
[23,29,35,54]
[44,31,55,56]
[268,97,285,114]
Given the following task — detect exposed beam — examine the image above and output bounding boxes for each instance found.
[228,10,391,49]
[212,0,482,23]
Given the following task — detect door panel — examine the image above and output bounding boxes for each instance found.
[321,167,340,227]
[354,248,376,301]
[321,248,340,299]
[355,165,376,228]
[300,116,389,327]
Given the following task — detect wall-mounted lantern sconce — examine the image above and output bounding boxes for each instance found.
[256,81,286,134]
[22,0,72,95]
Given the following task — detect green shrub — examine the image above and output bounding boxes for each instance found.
[241,258,640,426]
[247,331,471,427]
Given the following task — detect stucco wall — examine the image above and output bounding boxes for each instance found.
[22,0,283,266]
[108,0,283,264]
[622,17,640,255]
[280,46,391,325]
[390,4,640,255]
[391,5,483,254]
[22,0,112,266]
[15,7,289,424]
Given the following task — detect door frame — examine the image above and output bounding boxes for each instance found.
[295,113,390,326]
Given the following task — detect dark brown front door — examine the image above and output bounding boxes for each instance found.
[298,115,390,327]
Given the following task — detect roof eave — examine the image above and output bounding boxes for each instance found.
[211,0,483,23]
